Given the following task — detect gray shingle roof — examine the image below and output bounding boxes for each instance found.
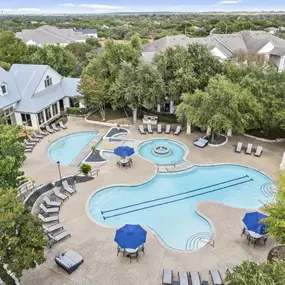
[74,28,97,35]
[0,67,22,109]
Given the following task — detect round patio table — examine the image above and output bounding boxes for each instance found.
[248,231,262,239]
[120,158,129,164]
[125,248,138,254]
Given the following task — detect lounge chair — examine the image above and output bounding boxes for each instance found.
[147,124,153,134]
[25,144,34,149]
[48,230,71,248]
[139,125,146,134]
[51,124,60,131]
[40,203,60,214]
[53,187,68,201]
[25,148,33,153]
[165,125,171,134]
[209,270,223,285]
[38,214,59,223]
[43,196,62,208]
[28,135,40,142]
[178,271,189,285]
[39,129,49,136]
[201,282,209,285]
[43,223,64,233]
[235,142,243,153]
[157,124,162,133]
[255,146,263,157]
[245,143,253,155]
[59,121,67,129]
[46,125,55,133]
[24,139,37,146]
[174,125,182,135]
[162,269,173,285]
[62,180,76,195]
[194,138,209,148]
[190,271,201,285]
[34,133,44,139]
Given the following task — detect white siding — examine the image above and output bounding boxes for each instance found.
[14,112,38,130]
[34,67,62,94]
[211,47,228,59]
[26,40,37,46]
[258,41,275,54]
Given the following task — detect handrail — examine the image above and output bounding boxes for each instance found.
[198,237,215,248]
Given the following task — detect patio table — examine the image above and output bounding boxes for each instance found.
[120,158,129,164]
[248,231,262,239]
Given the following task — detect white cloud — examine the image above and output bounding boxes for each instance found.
[59,3,124,10]
[59,3,76,7]
[0,8,41,14]
[17,8,41,12]
[218,0,242,4]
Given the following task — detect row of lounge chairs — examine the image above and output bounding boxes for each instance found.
[235,142,263,157]
[162,269,224,285]
[139,124,182,135]
[38,180,76,247]
[24,122,67,153]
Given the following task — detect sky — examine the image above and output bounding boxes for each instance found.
[1,0,285,14]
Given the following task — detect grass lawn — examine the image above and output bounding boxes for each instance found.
[87,108,132,124]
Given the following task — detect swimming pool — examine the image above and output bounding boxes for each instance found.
[88,164,273,251]
[48,132,99,166]
[138,139,186,165]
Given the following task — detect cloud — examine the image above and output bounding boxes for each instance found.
[1,8,41,14]
[17,8,41,12]
[59,3,124,10]
[218,0,242,4]
[59,3,76,7]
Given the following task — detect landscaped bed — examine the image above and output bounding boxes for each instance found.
[105,127,128,138]
[85,150,106,163]
[246,128,285,140]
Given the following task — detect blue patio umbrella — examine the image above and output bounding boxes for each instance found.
[242,212,268,235]
[114,146,135,157]
[114,224,147,249]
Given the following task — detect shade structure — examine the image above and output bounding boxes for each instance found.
[114,224,147,249]
[114,146,135,157]
[242,212,268,235]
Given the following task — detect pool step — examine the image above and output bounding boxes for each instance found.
[158,163,195,173]
[260,183,276,198]
[186,232,212,251]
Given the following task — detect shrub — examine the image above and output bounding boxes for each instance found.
[66,107,87,116]
[91,145,97,154]
[79,163,92,176]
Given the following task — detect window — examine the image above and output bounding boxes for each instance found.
[21,113,32,127]
[69,98,80,108]
[44,76,53,88]
[1,107,15,125]
[37,111,45,125]
[1,83,8,95]
[45,107,52,121]
[52,103,58,116]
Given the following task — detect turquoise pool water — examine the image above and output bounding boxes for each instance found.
[48,132,98,166]
[138,139,186,165]
[89,165,273,251]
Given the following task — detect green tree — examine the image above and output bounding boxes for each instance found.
[176,75,260,141]
[225,260,285,285]
[86,37,101,48]
[0,188,46,279]
[110,61,164,123]
[30,45,77,77]
[264,171,285,244]
[0,31,28,64]
[0,124,26,189]
[0,61,11,71]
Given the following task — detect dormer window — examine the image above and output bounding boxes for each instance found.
[44,76,52,88]
[1,83,8,95]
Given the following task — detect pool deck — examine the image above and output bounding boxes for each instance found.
[21,117,283,285]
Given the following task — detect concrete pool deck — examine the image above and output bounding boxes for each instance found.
[21,118,283,285]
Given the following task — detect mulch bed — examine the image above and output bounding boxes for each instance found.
[204,134,227,145]
[247,128,285,140]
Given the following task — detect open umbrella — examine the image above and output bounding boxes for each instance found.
[114,146,135,157]
[114,224,147,249]
[242,212,268,235]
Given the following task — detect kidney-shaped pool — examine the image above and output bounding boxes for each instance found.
[88,164,273,251]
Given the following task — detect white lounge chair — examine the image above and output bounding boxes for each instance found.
[235,142,243,153]
[62,181,76,195]
[255,146,263,157]
[24,139,36,146]
[189,271,201,285]
[165,125,171,134]
[59,121,67,129]
[46,125,55,134]
[25,144,34,149]
[162,269,173,285]
[174,125,182,135]
[194,138,209,148]
[38,214,59,223]
[53,187,68,201]
[43,223,64,233]
[139,125,146,134]
[28,135,40,142]
[246,143,253,155]
[51,124,60,131]
[25,148,33,153]
[209,270,223,285]
[34,133,44,139]
[48,230,71,248]
[39,129,48,136]
[157,124,162,133]
[179,271,189,285]
[43,196,62,208]
[40,203,60,214]
[147,124,153,134]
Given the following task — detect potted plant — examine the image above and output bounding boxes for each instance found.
[79,163,92,176]
[117,123,121,130]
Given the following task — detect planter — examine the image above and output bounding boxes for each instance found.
[268,245,285,263]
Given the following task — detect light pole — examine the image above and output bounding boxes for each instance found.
[57,161,62,185]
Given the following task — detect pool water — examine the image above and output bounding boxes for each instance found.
[48,132,98,165]
[138,139,185,165]
[89,165,273,251]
